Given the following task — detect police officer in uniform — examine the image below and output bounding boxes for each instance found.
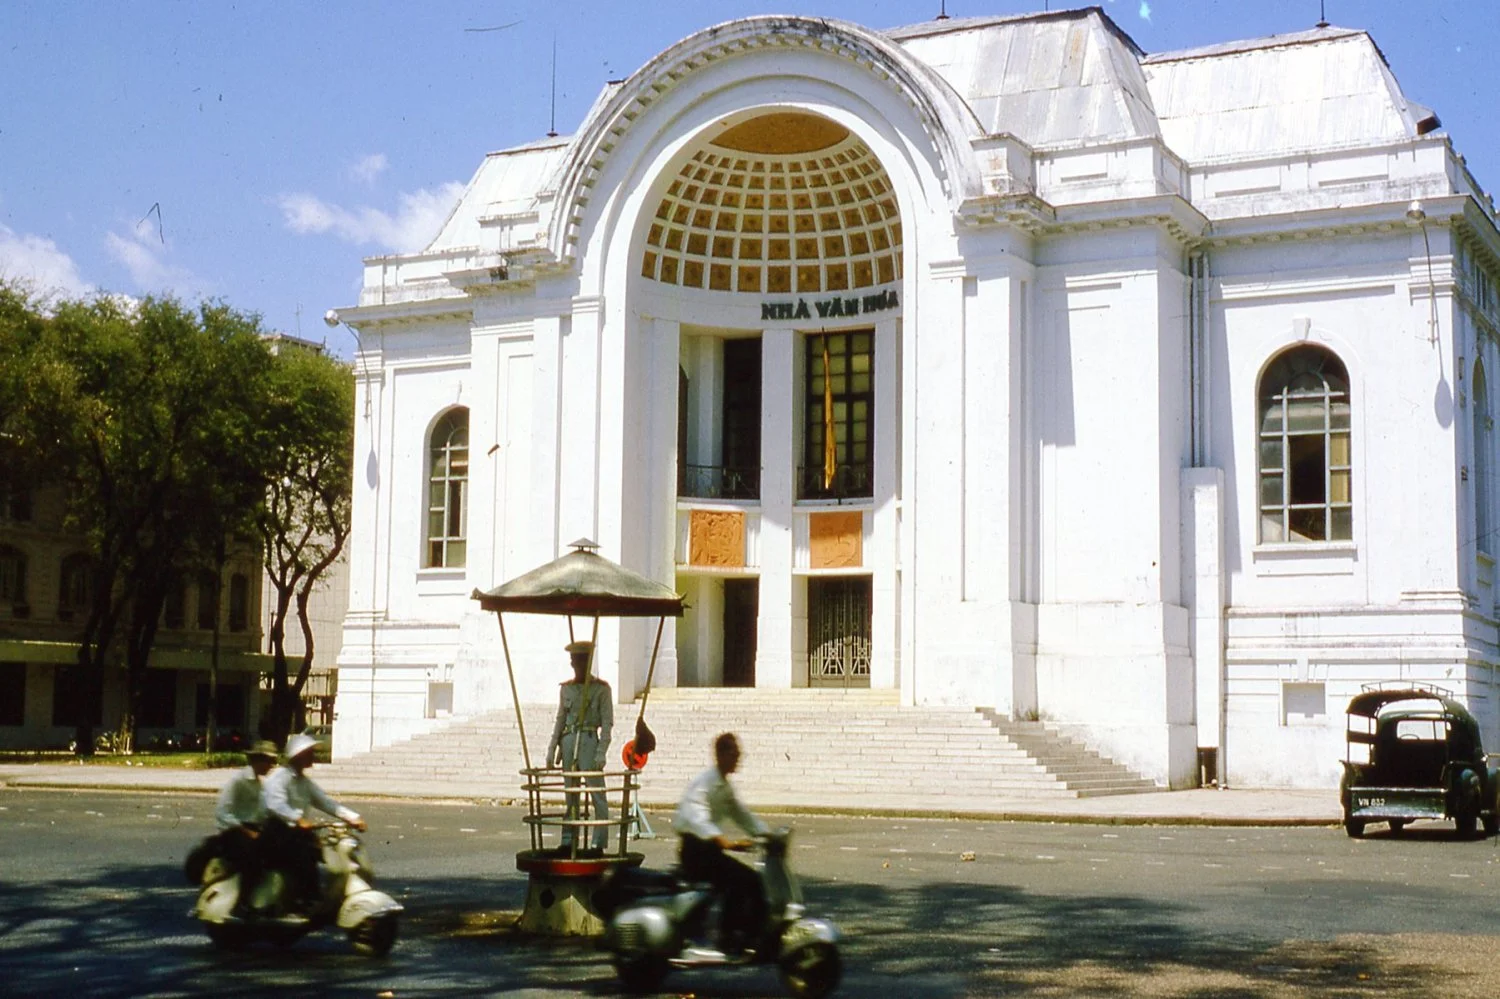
[546,640,613,852]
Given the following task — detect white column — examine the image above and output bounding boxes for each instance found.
[467,326,504,594]
[757,327,795,688]
[1183,467,1226,773]
[530,313,564,565]
[687,336,725,470]
[560,297,603,546]
[648,318,681,690]
[870,317,900,690]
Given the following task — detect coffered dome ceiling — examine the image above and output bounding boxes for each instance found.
[641,112,903,296]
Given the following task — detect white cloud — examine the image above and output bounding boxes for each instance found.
[0,224,93,300]
[103,223,209,300]
[1138,1,1152,20]
[349,153,389,187]
[276,182,465,253]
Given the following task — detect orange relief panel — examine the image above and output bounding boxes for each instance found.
[809,511,863,569]
[689,510,745,568]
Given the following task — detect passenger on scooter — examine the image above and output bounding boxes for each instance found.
[263,733,365,911]
[212,739,278,914]
[673,732,769,955]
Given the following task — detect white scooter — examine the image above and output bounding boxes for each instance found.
[190,821,403,956]
[600,827,842,998]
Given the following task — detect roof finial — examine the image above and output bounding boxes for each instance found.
[936,1,949,21]
[1316,0,1329,28]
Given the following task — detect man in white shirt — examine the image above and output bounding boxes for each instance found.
[673,732,769,954]
[212,740,277,914]
[215,740,276,832]
[262,733,365,910]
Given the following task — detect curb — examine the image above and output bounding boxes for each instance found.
[0,778,1340,827]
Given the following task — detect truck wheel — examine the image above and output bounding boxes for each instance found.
[1455,812,1478,840]
[1343,816,1365,838]
[1483,813,1499,837]
[1388,820,1406,835]
[615,955,669,994]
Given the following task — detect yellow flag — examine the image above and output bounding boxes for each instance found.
[822,338,837,489]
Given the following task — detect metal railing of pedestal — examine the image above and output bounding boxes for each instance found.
[520,766,643,858]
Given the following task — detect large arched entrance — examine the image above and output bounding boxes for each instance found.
[628,110,905,690]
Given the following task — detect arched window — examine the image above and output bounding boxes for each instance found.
[162,576,185,630]
[425,408,469,568]
[1258,345,1352,543]
[1476,360,1493,556]
[57,553,94,621]
[228,573,249,632]
[0,546,26,606]
[196,571,220,630]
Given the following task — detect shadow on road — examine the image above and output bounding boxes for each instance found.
[0,862,1473,997]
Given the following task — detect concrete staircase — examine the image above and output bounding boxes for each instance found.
[327,689,1158,807]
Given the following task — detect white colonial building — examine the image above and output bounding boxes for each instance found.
[330,7,1500,789]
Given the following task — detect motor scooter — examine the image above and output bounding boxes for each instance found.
[599,827,841,998]
[190,821,403,956]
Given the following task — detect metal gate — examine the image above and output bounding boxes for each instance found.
[808,576,871,688]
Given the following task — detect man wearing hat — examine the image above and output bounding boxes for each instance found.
[212,740,277,915]
[546,640,613,852]
[263,732,364,911]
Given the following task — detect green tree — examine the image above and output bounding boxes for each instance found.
[12,294,276,753]
[0,283,59,497]
[258,346,354,744]
[111,299,275,751]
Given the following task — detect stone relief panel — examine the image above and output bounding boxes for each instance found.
[809,511,863,569]
[689,510,745,568]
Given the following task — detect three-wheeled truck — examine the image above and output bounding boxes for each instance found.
[1340,684,1500,838]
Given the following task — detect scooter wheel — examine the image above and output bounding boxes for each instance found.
[205,923,246,951]
[350,913,399,957]
[780,942,842,999]
[614,954,669,994]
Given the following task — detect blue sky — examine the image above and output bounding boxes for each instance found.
[2,1,1495,350]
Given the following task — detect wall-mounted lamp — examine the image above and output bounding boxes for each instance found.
[1407,201,1439,346]
[324,309,374,418]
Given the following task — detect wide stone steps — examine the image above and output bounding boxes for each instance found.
[329,691,1159,803]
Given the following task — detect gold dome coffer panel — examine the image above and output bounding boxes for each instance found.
[641,115,902,297]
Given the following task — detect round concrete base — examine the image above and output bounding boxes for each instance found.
[513,850,644,938]
[516,873,603,936]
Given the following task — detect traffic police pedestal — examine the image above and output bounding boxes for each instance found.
[515,765,643,936]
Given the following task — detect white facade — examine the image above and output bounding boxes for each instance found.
[331,9,1500,789]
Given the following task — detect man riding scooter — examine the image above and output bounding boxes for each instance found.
[673,731,769,955]
[212,740,278,915]
[263,732,365,913]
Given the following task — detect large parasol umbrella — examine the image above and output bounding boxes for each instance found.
[472,539,684,768]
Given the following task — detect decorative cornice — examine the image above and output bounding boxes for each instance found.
[1203,195,1470,251]
[337,301,474,331]
[958,192,1208,247]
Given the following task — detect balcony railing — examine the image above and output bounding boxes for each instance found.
[797,463,873,502]
[679,464,760,501]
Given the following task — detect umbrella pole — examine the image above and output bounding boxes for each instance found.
[578,615,600,711]
[496,613,533,773]
[640,616,665,712]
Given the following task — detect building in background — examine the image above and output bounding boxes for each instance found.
[329,7,1500,788]
[0,484,268,749]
